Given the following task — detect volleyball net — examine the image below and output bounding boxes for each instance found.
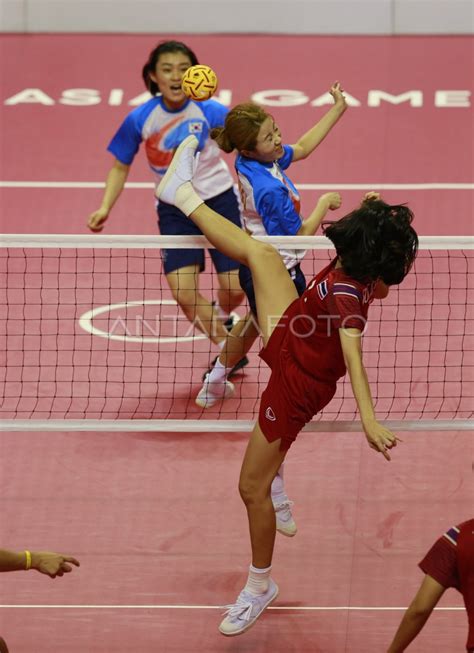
[1,234,472,432]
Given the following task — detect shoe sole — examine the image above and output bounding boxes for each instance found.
[218,584,279,637]
[195,382,235,408]
[276,526,297,537]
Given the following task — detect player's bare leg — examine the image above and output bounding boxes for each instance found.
[239,423,287,566]
[217,423,285,635]
[166,264,230,344]
[216,270,244,315]
[219,314,259,368]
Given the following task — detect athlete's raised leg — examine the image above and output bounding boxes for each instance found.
[157,136,298,345]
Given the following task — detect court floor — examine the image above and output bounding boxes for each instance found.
[0,33,473,652]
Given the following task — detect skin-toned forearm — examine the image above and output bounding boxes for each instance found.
[387,575,446,652]
[340,328,398,459]
[99,163,129,212]
[387,608,433,653]
[0,549,80,577]
[345,352,377,428]
[297,198,331,236]
[295,103,347,159]
[0,549,29,572]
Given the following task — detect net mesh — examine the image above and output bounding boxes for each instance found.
[1,235,472,426]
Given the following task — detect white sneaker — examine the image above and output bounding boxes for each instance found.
[195,373,234,408]
[155,135,203,216]
[274,500,297,537]
[219,579,279,636]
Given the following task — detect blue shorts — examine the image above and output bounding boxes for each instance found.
[157,186,242,275]
[239,263,307,318]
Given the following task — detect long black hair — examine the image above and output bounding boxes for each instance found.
[323,199,418,285]
[142,41,199,95]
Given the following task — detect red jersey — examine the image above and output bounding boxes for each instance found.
[279,259,376,382]
[258,259,378,450]
[419,519,474,651]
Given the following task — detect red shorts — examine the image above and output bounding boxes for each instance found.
[258,320,337,451]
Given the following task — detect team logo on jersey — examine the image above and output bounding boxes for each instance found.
[317,279,328,300]
[145,118,206,173]
[145,116,182,170]
[189,121,203,133]
[265,406,276,421]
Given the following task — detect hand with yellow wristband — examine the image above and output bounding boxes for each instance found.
[0,548,80,578]
[28,550,80,578]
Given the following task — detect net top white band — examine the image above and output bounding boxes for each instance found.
[1,234,473,250]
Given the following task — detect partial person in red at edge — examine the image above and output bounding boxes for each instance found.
[156,135,419,637]
[0,548,80,652]
[388,518,474,653]
[87,40,247,376]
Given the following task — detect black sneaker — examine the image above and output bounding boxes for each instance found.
[211,301,239,333]
[224,314,237,332]
[202,355,249,381]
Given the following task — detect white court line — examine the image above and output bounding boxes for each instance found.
[1,419,473,432]
[78,299,208,344]
[0,604,464,611]
[0,181,473,190]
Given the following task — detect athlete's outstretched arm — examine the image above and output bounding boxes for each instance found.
[0,548,80,578]
[291,82,347,161]
[387,575,446,652]
[297,192,341,236]
[340,328,397,460]
[88,159,130,232]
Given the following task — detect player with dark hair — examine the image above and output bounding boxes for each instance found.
[157,135,418,636]
[88,40,247,372]
[195,83,346,538]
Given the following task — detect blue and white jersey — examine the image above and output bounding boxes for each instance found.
[236,145,305,269]
[108,95,234,200]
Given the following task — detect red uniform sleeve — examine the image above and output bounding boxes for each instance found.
[326,289,366,331]
[419,536,460,590]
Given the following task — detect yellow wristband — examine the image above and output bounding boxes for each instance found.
[25,550,32,570]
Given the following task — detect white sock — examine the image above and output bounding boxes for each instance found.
[207,358,231,383]
[244,564,272,596]
[271,463,288,504]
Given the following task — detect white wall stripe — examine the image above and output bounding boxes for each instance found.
[0,604,465,611]
[0,181,473,190]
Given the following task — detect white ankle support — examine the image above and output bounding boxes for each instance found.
[176,183,204,216]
